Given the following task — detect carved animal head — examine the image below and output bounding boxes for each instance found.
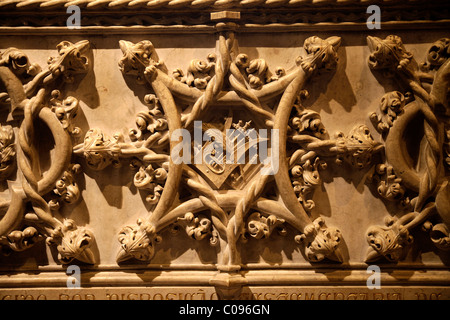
[117,219,160,262]
[422,38,450,71]
[118,40,162,84]
[47,219,95,264]
[48,40,90,82]
[298,36,341,74]
[366,222,413,262]
[367,35,413,71]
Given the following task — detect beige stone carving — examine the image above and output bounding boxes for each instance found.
[0,40,95,264]
[99,27,348,274]
[0,125,16,181]
[0,5,448,300]
[244,211,286,240]
[366,35,450,260]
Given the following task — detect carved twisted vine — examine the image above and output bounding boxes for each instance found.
[2,29,446,270]
[365,35,450,262]
[0,41,95,264]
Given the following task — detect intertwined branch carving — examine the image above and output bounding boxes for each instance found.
[1,27,448,272]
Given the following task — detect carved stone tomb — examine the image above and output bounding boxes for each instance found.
[0,0,449,300]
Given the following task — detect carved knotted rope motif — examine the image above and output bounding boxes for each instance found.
[0,30,448,271]
[0,40,95,263]
[365,35,450,262]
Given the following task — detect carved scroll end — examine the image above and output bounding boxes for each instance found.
[233,55,282,90]
[369,163,408,204]
[133,163,167,205]
[174,54,216,89]
[243,212,286,241]
[129,94,168,142]
[291,158,326,213]
[0,226,40,255]
[50,90,81,138]
[290,107,327,139]
[49,163,81,211]
[370,91,409,134]
[176,212,219,246]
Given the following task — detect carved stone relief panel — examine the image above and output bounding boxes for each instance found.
[0,2,449,300]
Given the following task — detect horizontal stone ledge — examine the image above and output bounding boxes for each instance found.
[0,268,449,288]
[0,19,449,35]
